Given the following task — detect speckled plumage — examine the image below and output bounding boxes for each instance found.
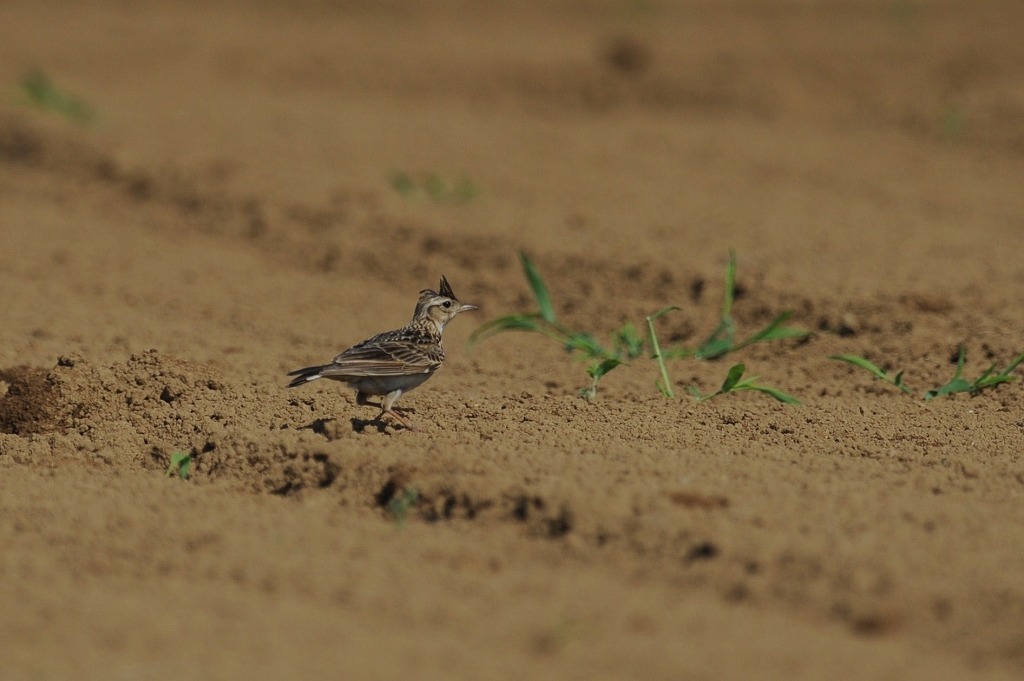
[287,276,476,430]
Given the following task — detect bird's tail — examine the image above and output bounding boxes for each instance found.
[286,365,325,388]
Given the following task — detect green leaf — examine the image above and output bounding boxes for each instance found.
[695,363,798,405]
[924,379,972,400]
[721,250,737,319]
[972,352,1024,391]
[747,384,801,405]
[467,314,542,348]
[588,358,622,380]
[999,352,1024,378]
[389,171,415,196]
[452,176,480,202]
[166,451,191,480]
[614,322,645,360]
[830,354,889,380]
[19,69,96,124]
[662,346,696,360]
[924,348,1024,399]
[720,364,746,393]
[830,354,914,394]
[564,331,606,357]
[646,306,680,398]
[694,253,740,359]
[742,311,810,345]
[691,252,808,361]
[648,306,681,322]
[924,346,968,400]
[519,252,555,323]
[696,325,735,360]
[387,487,419,526]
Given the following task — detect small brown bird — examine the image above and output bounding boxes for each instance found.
[287,275,476,430]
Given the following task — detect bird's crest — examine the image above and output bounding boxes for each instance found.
[421,274,459,301]
[438,275,456,299]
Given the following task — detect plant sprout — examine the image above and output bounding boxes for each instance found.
[469,251,800,404]
[831,347,1024,400]
[830,354,914,394]
[18,69,96,124]
[166,451,191,480]
[925,347,1024,400]
[469,252,645,399]
[667,251,809,360]
[688,364,800,404]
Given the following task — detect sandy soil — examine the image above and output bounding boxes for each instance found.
[3,1,1024,678]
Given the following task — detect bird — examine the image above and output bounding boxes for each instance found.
[287,275,477,430]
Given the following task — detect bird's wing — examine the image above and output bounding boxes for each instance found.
[319,333,443,378]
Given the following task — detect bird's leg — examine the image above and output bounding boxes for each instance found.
[356,390,414,430]
[380,389,415,431]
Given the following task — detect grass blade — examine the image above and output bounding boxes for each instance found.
[564,331,606,357]
[925,346,969,400]
[468,314,543,348]
[695,319,735,360]
[519,252,555,323]
[924,378,972,400]
[747,384,801,405]
[830,354,914,394]
[830,354,889,380]
[721,250,737,320]
[720,363,746,393]
[648,306,680,322]
[581,358,622,399]
[614,322,645,360]
[932,349,1024,397]
[646,306,680,398]
[999,352,1024,378]
[588,358,623,380]
[19,69,96,124]
[694,364,797,405]
[740,311,809,345]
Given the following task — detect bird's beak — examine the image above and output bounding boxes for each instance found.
[458,303,478,313]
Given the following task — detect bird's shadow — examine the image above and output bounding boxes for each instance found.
[297,417,338,438]
[350,416,415,434]
[350,417,389,434]
[298,412,412,437]
[296,417,384,439]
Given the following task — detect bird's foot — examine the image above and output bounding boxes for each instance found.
[378,408,416,431]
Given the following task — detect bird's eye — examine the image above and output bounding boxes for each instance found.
[442,301,453,309]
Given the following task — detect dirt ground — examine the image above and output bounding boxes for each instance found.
[2,1,1024,678]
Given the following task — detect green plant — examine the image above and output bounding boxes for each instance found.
[647,306,680,397]
[470,251,801,404]
[469,253,651,399]
[688,363,800,404]
[925,347,1024,400]
[387,487,419,526]
[389,170,479,203]
[830,354,914,394]
[665,251,809,361]
[831,347,1024,400]
[17,69,96,124]
[166,451,191,480]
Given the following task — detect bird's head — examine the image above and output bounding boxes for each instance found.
[413,275,477,335]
